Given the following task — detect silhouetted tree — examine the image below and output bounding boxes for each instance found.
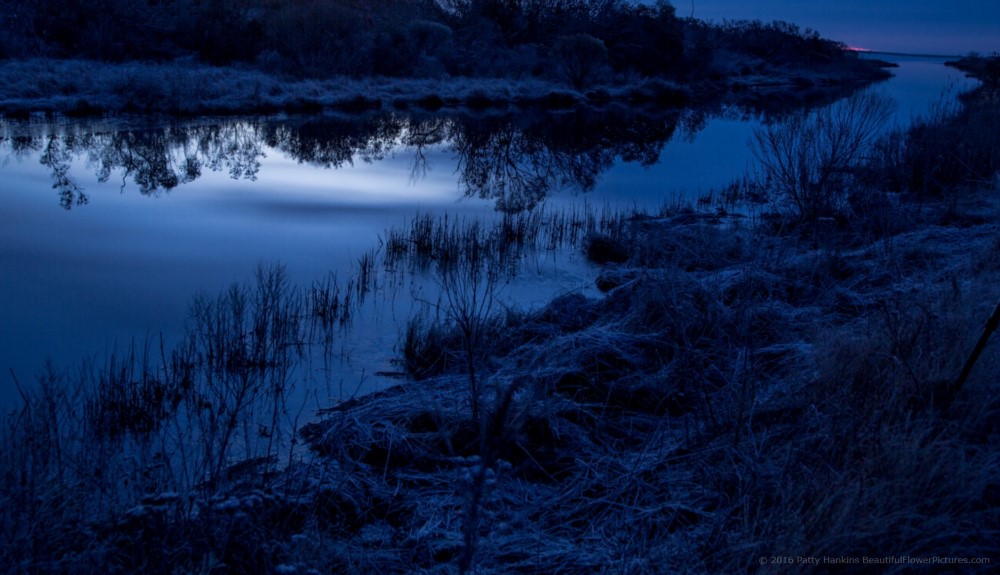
[186,0,265,64]
[598,0,684,77]
[553,33,608,88]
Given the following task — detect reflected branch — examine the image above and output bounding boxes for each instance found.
[449,110,681,212]
[40,135,87,209]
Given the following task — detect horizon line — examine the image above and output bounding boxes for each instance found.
[850,49,964,59]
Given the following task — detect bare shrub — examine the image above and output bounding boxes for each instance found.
[552,33,609,89]
[753,89,895,220]
[182,262,304,484]
[434,221,507,422]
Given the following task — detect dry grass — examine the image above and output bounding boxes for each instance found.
[6,187,1000,572]
[3,61,1000,573]
[0,58,681,118]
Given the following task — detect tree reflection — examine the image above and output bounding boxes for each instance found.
[451,118,556,213]
[262,115,408,169]
[401,117,451,183]
[3,109,696,211]
[39,135,88,209]
[447,110,682,211]
[197,122,265,181]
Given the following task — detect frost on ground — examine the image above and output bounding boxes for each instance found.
[279,195,1000,573]
[0,54,887,118]
[0,58,679,117]
[2,190,999,574]
[1,58,997,574]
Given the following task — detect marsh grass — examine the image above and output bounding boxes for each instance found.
[83,341,183,440]
[4,67,1000,571]
[704,278,1000,572]
[0,197,634,572]
[0,263,352,572]
[5,204,1000,573]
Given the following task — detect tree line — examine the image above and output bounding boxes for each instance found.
[0,0,858,86]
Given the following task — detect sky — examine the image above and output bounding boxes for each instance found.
[675,0,1000,55]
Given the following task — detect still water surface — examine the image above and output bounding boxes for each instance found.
[0,57,977,411]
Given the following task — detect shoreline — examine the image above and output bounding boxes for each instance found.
[0,57,892,118]
[2,55,995,575]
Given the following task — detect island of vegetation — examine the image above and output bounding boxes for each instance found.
[0,0,891,116]
[2,1,999,574]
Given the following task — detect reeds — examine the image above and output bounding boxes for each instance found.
[84,341,183,440]
[0,198,648,570]
[0,262,348,570]
[6,69,1000,570]
[382,202,629,273]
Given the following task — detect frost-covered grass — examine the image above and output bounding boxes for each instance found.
[293,193,1000,573]
[0,58,691,117]
[0,54,896,119]
[297,191,1000,573]
[6,191,998,573]
[2,59,999,574]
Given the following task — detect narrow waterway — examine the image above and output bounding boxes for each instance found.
[0,56,977,412]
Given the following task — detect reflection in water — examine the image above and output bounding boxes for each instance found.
[1,109,716,212]
[0,60,970,413]
[451,111,686,211]
[1,64,905,212]
[39,135,88,209]
[4,121,268,208]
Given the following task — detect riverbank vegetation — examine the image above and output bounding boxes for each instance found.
[0,0,890,116]
[2,48,998,575]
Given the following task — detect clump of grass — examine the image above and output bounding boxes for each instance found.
[84,344,184,440]
[0,263,353,572]
[402,317,462,379]
[383,203,629,277]
[308,272,352,329]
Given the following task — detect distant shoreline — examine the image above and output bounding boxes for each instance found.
[862,50,963,60]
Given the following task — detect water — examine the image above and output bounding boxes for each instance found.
[873,55,980,123]
[0,57,978,412]
[679,0,1000,55]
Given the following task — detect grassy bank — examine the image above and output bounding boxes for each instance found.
[2,58,998,573]
[0,58,683,117]
[291,65,1000,572]
[0,1,890,119]
[0,55,891,118]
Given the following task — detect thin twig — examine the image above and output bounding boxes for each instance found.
[951,300,1000,404]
